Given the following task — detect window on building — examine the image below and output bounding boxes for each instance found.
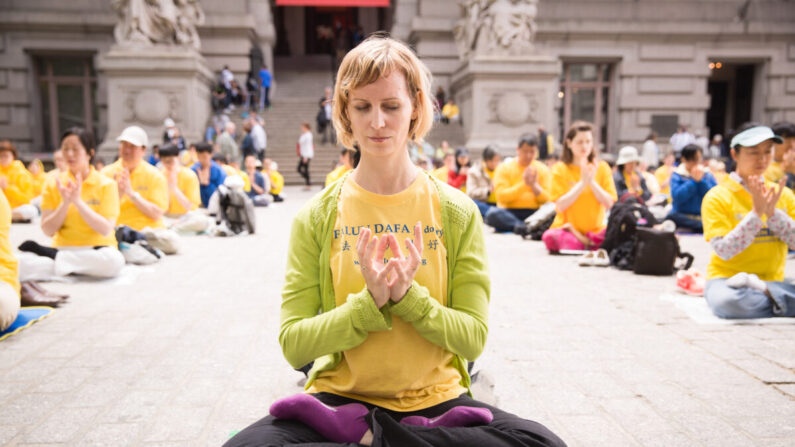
[558,62,613,153]
[35,55,98,152]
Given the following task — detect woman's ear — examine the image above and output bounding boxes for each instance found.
[730,148,738,162]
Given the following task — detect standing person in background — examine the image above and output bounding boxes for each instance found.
[542,121,617,253]
[250,116,267,162]
[670,125,695,162]
[319,87,333,144]
[695,130,710,152]
[486,134,551,235]
[297,122,314,190]
[708,134,723,160]
[246,71,260,112]
[641,132,660,168]
[216,122,240,166]
[466,145,501,217]
[435,86,445,119]
[259,64,272,110]
[537,125,550,160]
[221,65,234,91]
[192,142,226,208]
[666,143,717,233]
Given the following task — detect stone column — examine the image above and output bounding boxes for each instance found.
[451,54,559,151]
[97,47,213,157]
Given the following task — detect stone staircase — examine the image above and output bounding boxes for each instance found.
[219,54,467,185]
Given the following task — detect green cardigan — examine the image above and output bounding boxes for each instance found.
[279,171,490,394]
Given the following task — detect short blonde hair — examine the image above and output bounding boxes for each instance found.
[332,35,435,149]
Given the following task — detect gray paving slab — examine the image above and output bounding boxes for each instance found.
[1,185,793,446]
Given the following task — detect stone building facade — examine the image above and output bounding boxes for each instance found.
[1,0,794,159]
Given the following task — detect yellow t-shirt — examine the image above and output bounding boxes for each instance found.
[430,166,448,183]
[31,172,47,197]
[164,167,201,216]
[325,165,351,187]
[101,160,167,230]
[309,173,465,411]
[493,159,551,209]
[41,168,119,247]
[267,170,284,195]
[655,165,673,197]
[764,161,785,184]
[442,103,459,118]
[0,190,19,296]
[703,176,795,281]
[179,150,197,167]
[222,166,251,192]
[484,166,497,203]
[550,160,617,234]
[0,160,34,208]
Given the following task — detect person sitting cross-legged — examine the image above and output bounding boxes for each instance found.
[158,143,201,217]
[466,145,501,217]
[613,146,652,201]
[485,133,551,237]
[703,123,795,319]
[18,127,124,279]
[192,142,227,208]
[666,143,717,233]
[262,158,284,202]
[542,121,617,252]
[243,155,272,207]
[0,189,20,331]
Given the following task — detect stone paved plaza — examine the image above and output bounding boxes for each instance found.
[1,185,794,447]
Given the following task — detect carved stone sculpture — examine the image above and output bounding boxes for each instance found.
[454,0,538,59]
[111,0,205,50]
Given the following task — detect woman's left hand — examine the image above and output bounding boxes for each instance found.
[764,179,786,218]
[385,222,423,303]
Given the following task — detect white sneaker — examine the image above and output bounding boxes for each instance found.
[578,251,595,266]
[592,249,610,267]
[726,272,767,292]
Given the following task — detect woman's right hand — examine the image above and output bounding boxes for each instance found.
[580,158,596,185]
[356,228,395,309]
[747,175,768,216]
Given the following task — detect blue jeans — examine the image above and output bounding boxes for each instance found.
[666,211,703,233]
[485,208,536,233]
[705,278,795,319]
[472,200,495,218]
[259,86,271,109]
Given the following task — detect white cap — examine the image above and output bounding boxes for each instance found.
[164,117,175,128]
[116,126,149,148]
[616,146,640,166]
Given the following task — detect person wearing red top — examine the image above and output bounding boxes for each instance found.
[447,147,470,190]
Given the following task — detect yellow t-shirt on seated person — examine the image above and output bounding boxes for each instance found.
[164,167,201,216]
[267,170,284,195]
[702,176,795,282]
[308,173,465,412]
[0,160,34,208]
[41,168,119,247]
[0,190,19,296]
[764,161,785,184]
[493,159,551,209]
[325,165,351,187]
[101,160,167,230]
[430,166,448,183]
[222,165,251,192]
[549,160,617,234]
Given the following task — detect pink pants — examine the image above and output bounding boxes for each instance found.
[542,228,606,252]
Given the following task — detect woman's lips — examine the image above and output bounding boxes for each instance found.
[369,136,390,143]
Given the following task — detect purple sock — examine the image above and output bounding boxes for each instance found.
[269,394,370,443]
[401,406,493,428]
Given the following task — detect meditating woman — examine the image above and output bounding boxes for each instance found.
[542,121,617,252]
[225,35,565,447]
[18,127,125,279]
[702,123,795,319]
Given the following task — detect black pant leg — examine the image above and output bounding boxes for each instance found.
[372,396,566,447]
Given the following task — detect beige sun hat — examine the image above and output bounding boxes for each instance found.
[616,146,641,166]
[116,126,149,148]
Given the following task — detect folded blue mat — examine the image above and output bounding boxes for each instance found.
[0,306,54,341]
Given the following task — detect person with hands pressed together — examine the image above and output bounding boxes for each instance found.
[101,126,168,231]
[666,143,717,233]
[225,35,565,447]
[17,127,124,279]
[702,124,795,319]
[485,134,551,236]
[0,140,35,210]
[542,121,617,252]
[158,143,200,217]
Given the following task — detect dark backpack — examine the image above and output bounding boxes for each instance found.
[633,227,694,275]
[602,197,657,270]
[216,185,256,235]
